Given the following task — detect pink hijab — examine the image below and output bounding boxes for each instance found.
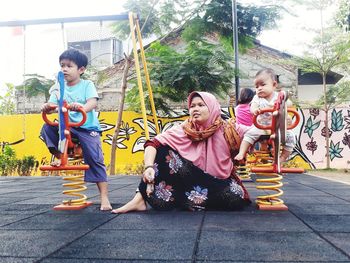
[155,91,233,179]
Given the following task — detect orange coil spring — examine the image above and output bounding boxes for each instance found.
[255,169,284,206]
[61,175,88,206]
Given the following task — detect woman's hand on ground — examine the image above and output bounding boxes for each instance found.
[143,167,155,183]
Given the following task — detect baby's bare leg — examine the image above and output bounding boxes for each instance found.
[280,149,292,163]
[234,140,252,161]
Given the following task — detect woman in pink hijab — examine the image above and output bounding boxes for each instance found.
[112,91,250,213]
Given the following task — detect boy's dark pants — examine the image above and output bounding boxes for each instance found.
[40,124,107,182]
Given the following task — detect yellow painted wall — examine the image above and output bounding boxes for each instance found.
[0,112,186,175]
[2,107,350,176]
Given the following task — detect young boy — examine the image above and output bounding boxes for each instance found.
[234,68,296,163]
[40,49,112,211]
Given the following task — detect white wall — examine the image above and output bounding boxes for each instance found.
[297,84,323,102]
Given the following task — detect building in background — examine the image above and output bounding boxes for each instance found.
[66,22,124,69]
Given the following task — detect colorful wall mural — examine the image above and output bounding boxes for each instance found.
[0,106,349,176]
[295,107,350,169]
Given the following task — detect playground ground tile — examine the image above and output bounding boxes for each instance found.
[0,174,350,262]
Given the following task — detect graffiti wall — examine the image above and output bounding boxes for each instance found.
[295,107,350,169]
[0,106,349,176]
[0,111,187,175]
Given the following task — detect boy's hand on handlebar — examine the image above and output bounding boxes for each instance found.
[41,103,57,114]
[69,102,84,111]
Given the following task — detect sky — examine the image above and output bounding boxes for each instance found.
[0,0,338,95]
[0,0,128,95]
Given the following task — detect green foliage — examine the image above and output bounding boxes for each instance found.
[181,17,207,42]
[293,27,350,110]
[116,0,283,112]
[17,156,36,176]
[113,0,281,43]
[125,40,234,112]
[179,0,281,50]
[156,41,231,97]
[125,83,176,114]
[0,145,16,176]
[313,81,350,109]
[16,74,54,101]
[223,34,255,54]
[294,28,350,74]
[202,1,280,39]
[291,1,350,169]
[112,0,187,39]
[0,83,16,115]
[335,0,350,31]
[0,145,37,176]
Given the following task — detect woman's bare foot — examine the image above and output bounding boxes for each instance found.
[111,192,147,214]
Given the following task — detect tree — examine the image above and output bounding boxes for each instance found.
[335,0,350,31]
[196,0,280,45]
[0,83,16,115]
[293,22,350,168]
[112,0,193,39]
[16,74,54,102]
[113,0,282,107]
[126,39,235,113]
[114,0,281,45]
[313,80,350,109]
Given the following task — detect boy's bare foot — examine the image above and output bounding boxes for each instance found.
[111,192,147,214]
[50,159,61,167]
[100,197,112,211]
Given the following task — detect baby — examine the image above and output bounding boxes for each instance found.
[234,68,296,163]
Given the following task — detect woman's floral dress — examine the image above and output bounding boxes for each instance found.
[138,145,251,211]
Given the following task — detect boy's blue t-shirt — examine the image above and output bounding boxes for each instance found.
[48,79,101,132]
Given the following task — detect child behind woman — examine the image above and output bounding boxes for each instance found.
[235,88,255,127]
[234,68,296,163]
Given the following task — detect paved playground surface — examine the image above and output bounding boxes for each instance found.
[1,173,350,262]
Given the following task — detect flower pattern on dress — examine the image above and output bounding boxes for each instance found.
[186,186,208,205]
[229,180,244,198]
[153,163,159,177]
[155,181,174,202]
[165,150,183,174]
